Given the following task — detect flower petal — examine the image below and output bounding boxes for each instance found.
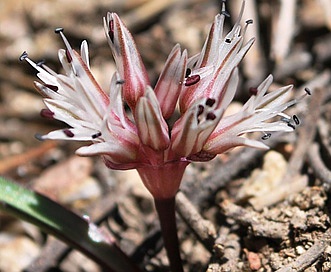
[135,87,170,151]
[57,33,110,113]
[80,40,90,68]
[204,136,269,155]
[104,13,150,110]
[179,4,254,113]
[42,128,96,141]
[154,44,187,119]
[172,98,223,157]
[76,141,137,165]
[204,76,296,154]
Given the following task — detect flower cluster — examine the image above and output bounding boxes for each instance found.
[21,2,301,199]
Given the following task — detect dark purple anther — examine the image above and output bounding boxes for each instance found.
[185,68,191,78]
[91,132,102,139]
[197,105,204,116]
[185,75,200,86]
[249,87,258,96]
[188,151,216,162]
[304,87,312,95]
[109,20,114,43]
[65,49,72,63]
[19,51,28,61]
[293,115,300,125]
[261,133,271,140]
[206,112,216,120]
[206,98,216,107]
[287,123,295,130]
[246,19,253,24]
[44,84,59,92]
[63,129,74,137]
[40,109,54,119]
[225,38,231,44]
[116,79,125,85]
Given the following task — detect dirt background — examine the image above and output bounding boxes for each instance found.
[1,0,331,271]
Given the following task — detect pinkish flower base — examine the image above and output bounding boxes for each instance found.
[136,161,189,200]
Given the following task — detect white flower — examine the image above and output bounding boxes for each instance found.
[21,1,306,199]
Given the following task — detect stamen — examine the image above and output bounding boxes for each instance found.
[304,87,312,95]
[19,51,28,61]
[54,27,75,67]
[221,10,231,18]
[44,84,59,92]
[65,49,72,63]
[287,123,295,130]
[281,115,297,130]
[91,132,102,139]
[206,98,216,107]
[221,0,230,17]
[261,133,271,140]
[197,105,204,116]
[280,116,291,123]
[225,38,231,43]
[185,68,192,78]
[109,20,114,43]
[36,60,46,66]
[34,133,44,141]
[206,112,216,120]
[54,27,64,34]
[40,109,54,119]
[188,151,216,162]
[242,18,253,37]
[293,115,300,125]
[63,129,75,137]
[41,63,58,76]
[185,75,200,86]
[116,79,125,85]
[249,87,258,96]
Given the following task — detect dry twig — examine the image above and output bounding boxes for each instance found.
[271,0,297,63]
[249,175,308,211]
[210,227,241,272]
[275,229,331,272]
[274,50,312,80]
[230,0,266,83]
[221,200,289,240]
[0,141,57,175]
[307,143,331,191]
[176,191,216,252]
[24,237,69,272]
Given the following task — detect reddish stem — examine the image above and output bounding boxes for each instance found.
[154,197,183,272]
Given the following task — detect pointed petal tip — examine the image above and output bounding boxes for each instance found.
[135,87,170,151]
[238,137,271,151]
